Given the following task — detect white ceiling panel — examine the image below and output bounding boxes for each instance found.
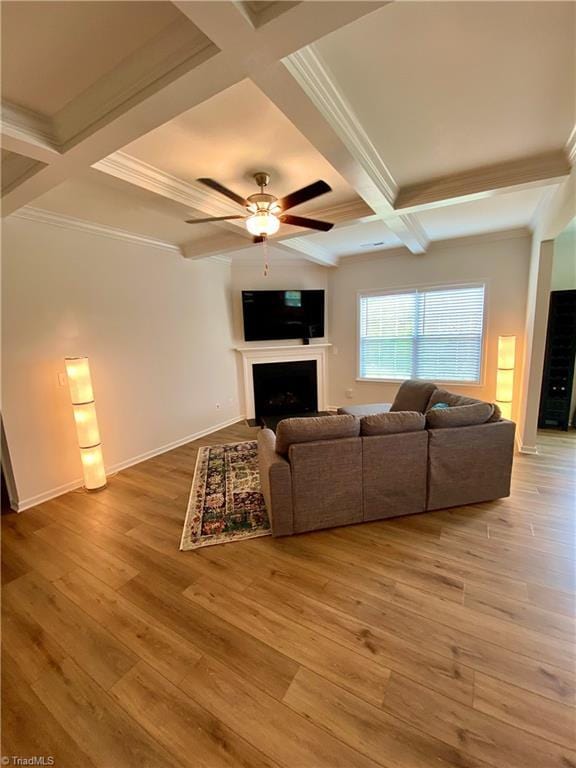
[416,187,549,241]
[316,2,575,185]
[292,219,403,258]
[29,171,246,247]
[122,78,357,215]
[1,2,186,116]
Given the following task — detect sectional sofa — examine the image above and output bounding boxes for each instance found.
[257,379,515,537]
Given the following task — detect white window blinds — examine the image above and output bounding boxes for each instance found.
[359,285,485,383]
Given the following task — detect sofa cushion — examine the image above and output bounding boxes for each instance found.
[427,388,502,422]
[426,402,494,429]
[275,414,359,456]
[338,403,391,417]
[427,388,481,409]
[361,411,425,436]
[490,403,503,422]
[390,380,437,413]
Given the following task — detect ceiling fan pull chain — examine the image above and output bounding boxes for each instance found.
[263,238,269,278]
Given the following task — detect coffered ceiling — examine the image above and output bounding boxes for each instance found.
[122,78,356,212]
[1,1,574,267]
[1,1,186,115]
[315,1,575,185]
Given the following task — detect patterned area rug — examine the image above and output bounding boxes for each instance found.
[180,440,270,550]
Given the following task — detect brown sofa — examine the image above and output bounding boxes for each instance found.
[258,380,515,537]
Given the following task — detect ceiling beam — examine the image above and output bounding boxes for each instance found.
[254,43,429,254]
[0,102,61,164]
[181,196,371,265]
[1,153,45,196]
[182,230,254,260]
[275,237,338,267]
[1,1,384,220]
[394,150,572,213]
[174,1,386,67]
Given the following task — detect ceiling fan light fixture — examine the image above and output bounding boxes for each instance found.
[246,211,280,237]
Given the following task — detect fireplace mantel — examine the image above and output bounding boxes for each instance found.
[235,343,331,420]
[234,343,332,353]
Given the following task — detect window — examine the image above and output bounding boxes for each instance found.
[359,284,486,383]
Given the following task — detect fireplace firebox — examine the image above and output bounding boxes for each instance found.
[253,360,318,427]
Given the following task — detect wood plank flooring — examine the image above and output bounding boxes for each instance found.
[2,423,575,768]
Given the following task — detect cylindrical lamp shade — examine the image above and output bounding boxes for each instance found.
[73,402,101,448]
[65,357,94,404]
[497,335,516,370]
[80,445,107,491]
[65,356,106,491]
[495,335,516,421]
[496,368,514,404]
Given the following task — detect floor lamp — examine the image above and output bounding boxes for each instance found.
[496,336,516,421]
[65,356,107,491]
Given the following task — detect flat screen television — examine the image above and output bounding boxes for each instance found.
[242,290,325,341]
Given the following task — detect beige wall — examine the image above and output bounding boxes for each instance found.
[0,221,541,507]
[516,237,554,452]
[230,257,329,345]
[230,256,329,413]
[517,172,576,448]
[2,218,241,508]
[328,233,531,416]
[552,221,576,290]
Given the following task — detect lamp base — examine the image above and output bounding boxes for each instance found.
[84,483,108,493]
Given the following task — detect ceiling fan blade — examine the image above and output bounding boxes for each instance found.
[277,180,331,211]
[280,214,334,232]
[185,215,245,224]
[196,178,247,207]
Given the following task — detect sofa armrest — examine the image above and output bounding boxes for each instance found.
[257,429,294,536]
[427,419,516,510]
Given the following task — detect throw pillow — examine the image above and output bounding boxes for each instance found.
[360,411,425,436]
[426,402,494,429]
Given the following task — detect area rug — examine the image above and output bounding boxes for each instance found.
[180,440,270,550]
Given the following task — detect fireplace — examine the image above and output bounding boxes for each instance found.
[235,342,330,422]
[253,361,318,424]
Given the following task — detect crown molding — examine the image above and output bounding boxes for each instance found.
[395,150,571,212]
[11,206,182,254]
[93,151,243,221]
[308,198,373,225]
[282,45,428,255]
[0,101,61,163]
[566,126,576,165]
[284,46,397,205]
[95,152,374,230]
[239,0,300,29]
[276,236,337,267]
[54,21,218,149]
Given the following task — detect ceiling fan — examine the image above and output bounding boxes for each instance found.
[185,172,334,242]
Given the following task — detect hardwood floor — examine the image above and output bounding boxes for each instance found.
[2,423,575,767]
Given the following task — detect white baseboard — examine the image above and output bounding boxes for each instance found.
[517,442,539,455]
[14,414,246,512]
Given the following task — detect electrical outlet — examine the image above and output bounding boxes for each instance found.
[345,388,354,399]
[58,372,67,387]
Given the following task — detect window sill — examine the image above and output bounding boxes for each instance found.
[356,377,484,388]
